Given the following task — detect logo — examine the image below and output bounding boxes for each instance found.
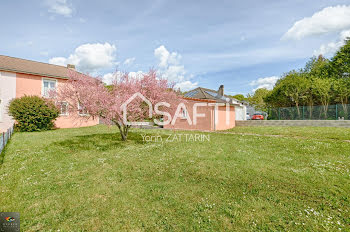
[120,92,153,126]
[0,212,20,232]
[121,92,232,127]
[5,217,15,222]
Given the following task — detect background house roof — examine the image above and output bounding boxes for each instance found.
[184,87,241,105]
[0,55,71,79]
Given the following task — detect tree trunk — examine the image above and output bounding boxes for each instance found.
[295,102,300,119]
[308,103,313,119]
[341,97,349,119]
[321,98,329,119]
[344,104,348,119]
[114,121,130,141]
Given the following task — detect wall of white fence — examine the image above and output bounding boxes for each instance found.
[0,125,14,155]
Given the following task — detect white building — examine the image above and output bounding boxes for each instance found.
[0,71,16,132]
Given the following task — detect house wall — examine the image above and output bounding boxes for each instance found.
[235,105,247,120]
[164,100,236,131]
[215,105,236,130]
[16,73,42,97]
[164,100,214,131]
[0,72,16,132]
[13,72,98,129]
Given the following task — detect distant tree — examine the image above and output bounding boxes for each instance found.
[231,94,246,101]
[333,78,350,118]
[264,86,289,108]
[281,71,309,117]
[247,88,271,112]
[304,55,331,79]
[304,77,316,118]
[313,78,333,118]
[264,37,350,113]
[330,38,350,78]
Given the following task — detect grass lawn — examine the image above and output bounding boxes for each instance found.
[0,125,349,231]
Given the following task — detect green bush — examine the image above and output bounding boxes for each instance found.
[8,96,59,132]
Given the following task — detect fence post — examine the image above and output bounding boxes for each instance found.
[336,104,338,120]
[278,108,281,120]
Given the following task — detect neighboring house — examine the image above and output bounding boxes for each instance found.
[0,55,98,132]
[184,85,247,120]
[164,85,243,131]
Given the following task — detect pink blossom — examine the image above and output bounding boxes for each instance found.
[57,69,183,140]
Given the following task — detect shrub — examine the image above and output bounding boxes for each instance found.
[8,96,59,132]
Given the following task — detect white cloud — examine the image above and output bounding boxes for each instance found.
[250,76,279,92]
[46,0,73,17]
[175,81,198,91]
[128,71,144,79]
[102,71,144,85]
[49,57,67,66]
[154,45,182,68]
[314,29,350,55]
[161,65,186,82]
[102,72,116,85]
[49,42,117,73]
[123,57,136,66]
[283,5,350,40]
[154,45,197,91]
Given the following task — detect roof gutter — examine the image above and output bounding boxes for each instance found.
[0,67,69,80]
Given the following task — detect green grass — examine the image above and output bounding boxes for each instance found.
[0,125,349,231]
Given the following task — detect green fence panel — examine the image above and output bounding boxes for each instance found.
[268,104,350,120]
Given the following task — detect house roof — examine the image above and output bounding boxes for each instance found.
[0,55,71,79]
[184,87,242,105]
[183,97,217,103]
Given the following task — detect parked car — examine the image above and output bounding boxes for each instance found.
[252,113,264,120]
[246,113,251,120]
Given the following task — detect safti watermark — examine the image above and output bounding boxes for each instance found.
[121,92,232,126]
[141,133,210,143]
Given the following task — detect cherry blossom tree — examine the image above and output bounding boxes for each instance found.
[58,70,182,141]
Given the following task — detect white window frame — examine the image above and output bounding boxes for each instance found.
[42,78,57,98]
[58,102,69,116]
[78,102,89,116]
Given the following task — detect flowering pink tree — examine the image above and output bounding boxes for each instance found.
[59,70,182,141]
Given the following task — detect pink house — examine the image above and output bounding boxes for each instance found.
[164,86,242,131]
[0,55,98,132]
[163,97,235,131]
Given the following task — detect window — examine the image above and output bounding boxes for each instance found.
[58,102,69,116]
[42,79,57,97]
[184,90,198,98]
[78,102,89,116]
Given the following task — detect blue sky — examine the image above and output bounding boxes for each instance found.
[1,0,350,94]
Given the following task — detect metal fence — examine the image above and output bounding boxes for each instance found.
[0,125,14,155]
[268,104,350,120]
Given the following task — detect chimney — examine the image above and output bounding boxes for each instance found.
[218,85,224,96]
[67,64,76,70]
